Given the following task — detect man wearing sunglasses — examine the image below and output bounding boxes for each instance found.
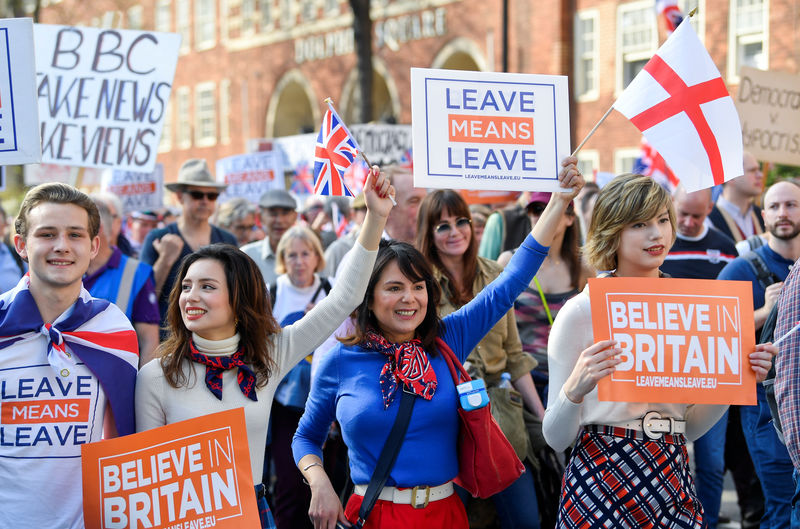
[140,159,238,338]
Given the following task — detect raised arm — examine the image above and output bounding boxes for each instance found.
[274,168,394,374]
[441,157,585,359]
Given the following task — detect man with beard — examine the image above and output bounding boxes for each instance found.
[718,179,800,527]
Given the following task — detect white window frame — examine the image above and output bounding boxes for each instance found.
[614,147,641,175]
[176,87,192,149]
[300,0,317,22]
[194,82,217,148]
[159,100,173,153]
[323,0,338,15]
[259,0,274,31]
[126,6,143,30]
[574,9,599,102]
[220,79,231,144]
[615,0,658,94]
[177,0,191,53]
[577,149,600,179]
[195,0,217,50]
[155,0,172,32]
[727,0,769,82]
[679,0,705,41]
[280,0,295,29]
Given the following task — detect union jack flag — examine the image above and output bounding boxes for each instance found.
[313,102,360,197]
[656,0,684,34]
[633,137,679,192]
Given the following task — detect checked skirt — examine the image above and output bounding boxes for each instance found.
[557,425,703,529]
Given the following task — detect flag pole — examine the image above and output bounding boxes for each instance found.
[324,97,396,206]
[571,104,614,157]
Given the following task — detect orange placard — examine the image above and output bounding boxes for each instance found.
[589,277,756,405]
[81,409,259,529]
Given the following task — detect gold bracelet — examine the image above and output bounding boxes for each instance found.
[302,462,323,473]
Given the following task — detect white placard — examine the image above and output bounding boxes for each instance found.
[101,164,164,214]
[0,18,42,165]
[411,68,570,192]
[34,24,180,172]
[216,152,285,204]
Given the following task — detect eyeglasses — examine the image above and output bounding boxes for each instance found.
[434,217,472,234]
[233,223,256,232]
[187,190,220,201]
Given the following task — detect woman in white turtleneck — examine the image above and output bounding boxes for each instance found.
[134,168,395,529]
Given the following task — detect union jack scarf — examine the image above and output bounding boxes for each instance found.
[187,341,258,401]
[0,277,139,435]
[362,330,437,409]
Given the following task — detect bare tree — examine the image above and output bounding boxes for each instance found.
[349,0,373,124]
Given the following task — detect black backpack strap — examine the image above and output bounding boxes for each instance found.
[743,251,782,291]
[761,300,786,443]
[355,390,416,528]
[310,277,332,304]
[268,283,277,306]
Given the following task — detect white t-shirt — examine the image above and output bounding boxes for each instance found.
[0,332,108,528]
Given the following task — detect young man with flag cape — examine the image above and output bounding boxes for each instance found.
[0,183,139,528]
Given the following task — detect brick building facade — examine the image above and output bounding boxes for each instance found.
[38,0,797,184]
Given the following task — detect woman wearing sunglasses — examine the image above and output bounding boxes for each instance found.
[136,167,395,529]
[415,189,546,529]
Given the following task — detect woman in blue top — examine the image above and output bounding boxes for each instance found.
[292,158,584,529]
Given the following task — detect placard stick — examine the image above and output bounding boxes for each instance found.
[773,321,800,347]
[359,151,396,206]
[571,105,614,157]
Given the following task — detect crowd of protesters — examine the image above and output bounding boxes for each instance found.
[0,151,798,529]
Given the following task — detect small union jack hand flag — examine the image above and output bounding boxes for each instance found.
[313,100,360,197]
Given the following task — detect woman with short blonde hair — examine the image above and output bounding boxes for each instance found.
[275,225,326,276]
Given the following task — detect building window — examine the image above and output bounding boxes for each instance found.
[159,100,173,152]
[259,0,273,30]
[155,0,172,32]
[126,6,143,30]
[323,0,338,14]
[577,150,600,178]
[220,80,231,144]
[195,83,217,147]
[176,87,192,149]
[728,0,768,79]
[177,0,191,52]
[241,0,255,34]
[616,1,657,92]
[574,10,599,101]
[300,0,316,21]
[614,147,640,175]
[195,0,216,50]
[280,0,295,28]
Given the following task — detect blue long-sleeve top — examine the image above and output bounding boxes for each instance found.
[292,234,548,487]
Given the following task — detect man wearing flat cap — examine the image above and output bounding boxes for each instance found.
[140,159,237,337]
[241,189,298,287]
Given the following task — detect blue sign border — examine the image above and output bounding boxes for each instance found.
[424,76,558,181]
[0,27,19,154]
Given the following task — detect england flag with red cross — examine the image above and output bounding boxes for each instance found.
[613,17,743,193]
[313,102,360,197]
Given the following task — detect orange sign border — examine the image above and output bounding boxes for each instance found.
[588,277,756,405]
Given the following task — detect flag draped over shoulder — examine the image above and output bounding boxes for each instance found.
[0,278,139,435]
[613,18,743,193]
[313,102,360,197]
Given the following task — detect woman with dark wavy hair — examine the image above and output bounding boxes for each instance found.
[416,188,546,529]
[135,168,396,529]
[292,158,584,529]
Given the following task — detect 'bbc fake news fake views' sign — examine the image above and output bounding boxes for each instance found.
[411,68,570,193]
[34,24,180,172]
[81,409,260,529]
[589,277,756,405]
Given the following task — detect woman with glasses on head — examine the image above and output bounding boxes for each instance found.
[136,168,395,529]
[415,189,546,529]
[543,173,776,528]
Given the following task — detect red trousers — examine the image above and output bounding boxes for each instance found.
[345,491,468,528]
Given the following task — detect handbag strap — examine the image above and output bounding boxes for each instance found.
[436,337,469,386]
[356,389,416,528]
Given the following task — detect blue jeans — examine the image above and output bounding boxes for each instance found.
[792,469,800,528]
[740,384,796,528]
[456,462,540,529]
[694,411,728,529]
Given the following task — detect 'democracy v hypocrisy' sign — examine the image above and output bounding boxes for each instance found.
[411,68,570,193]
[34,25,180,172]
